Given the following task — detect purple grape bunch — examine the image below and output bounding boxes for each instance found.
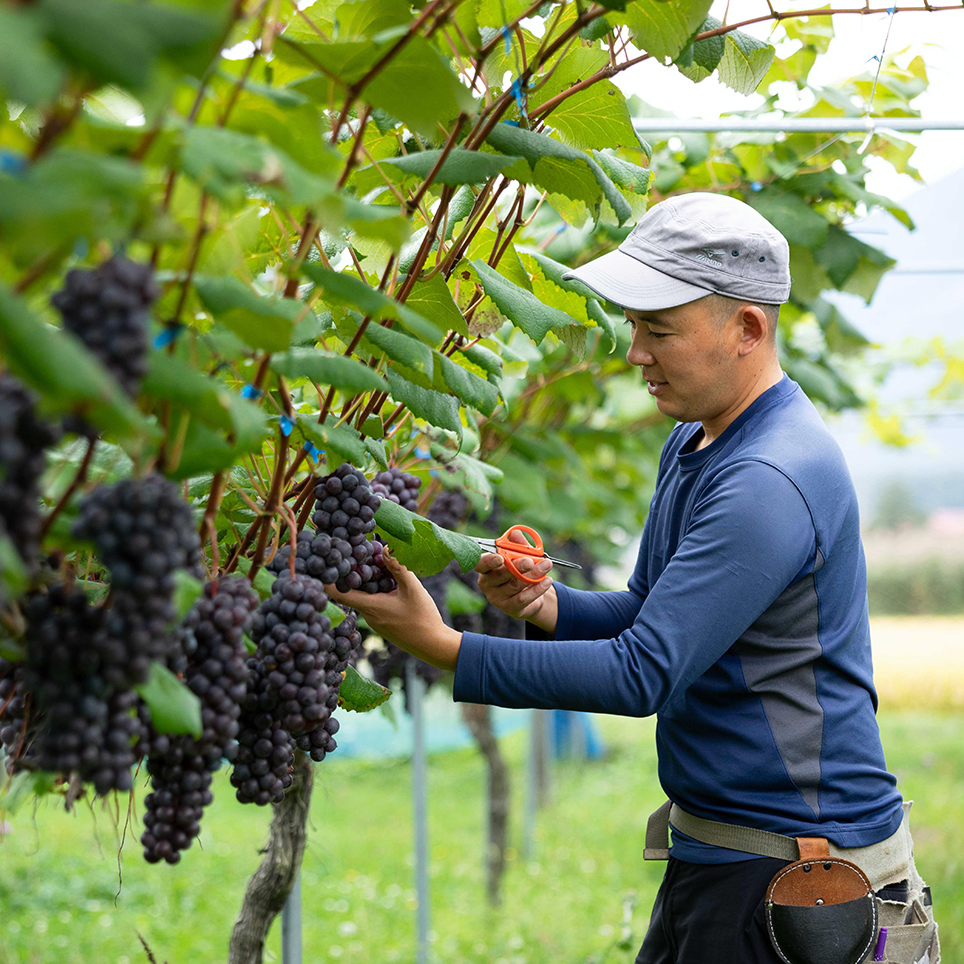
[372,467,422,512]
[0,375,61,570]
[269,463,398,594]
[140,577,259,864]
[21,586,140,794]
[51,255,159,398]
[73,475,203,687]
[231,574,362,802]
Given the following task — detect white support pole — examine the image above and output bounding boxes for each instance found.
[407,662,430,964]
[281,872,302,964]
[633,118,964,134]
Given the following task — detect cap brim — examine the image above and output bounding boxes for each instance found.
[562,249,712,311]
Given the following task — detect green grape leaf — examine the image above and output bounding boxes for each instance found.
[173,571,204,622]
[0,7,65,106]
[436,353,500,417]
[279,35,476,136]
[134,662,202,738]
[364,437,389,470]
[325,602,347,629]
[365,148,522,186]
[338,664,391,712]
[525,251,617,350]
[471,259,575,346]
[675,16,725,83]
[445,577,486,616]
[374,496,416,542]
[610,0,713,63]
[362,322,434,376]
[382,512,482,576]
[35,0,222,91]
[0,771,58,815]
[142,353,270,452]
[590,151,654,197]
[385,369,463,441]
[181,127,340,207]
[455,344,501,378]
[429,443,504,501]
[270,350,389,394]
[194,276,317,353]
[0,150,147,264]
[746,189,829,248]
[405,274,468,338]
[814,224,894,296]
[486,123,631,225]
[297,416,369,466]
[717,31,774,96]
[302,264,441,345]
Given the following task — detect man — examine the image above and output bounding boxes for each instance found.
[329,193,938,964]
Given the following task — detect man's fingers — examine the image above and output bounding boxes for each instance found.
[474,552,505,574]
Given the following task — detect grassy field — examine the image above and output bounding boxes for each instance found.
[1,618,962,964]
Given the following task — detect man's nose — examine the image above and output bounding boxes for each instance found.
[627,343,656,367]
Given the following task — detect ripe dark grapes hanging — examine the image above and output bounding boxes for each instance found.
[269,462,398,594]
[51,255,159,398]
[372,467,422,512]
[73,475,203,686]
[0,375,60,569]
[19,585,140,795]
[140,577,259,864]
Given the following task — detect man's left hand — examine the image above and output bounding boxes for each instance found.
[325,551,462,672]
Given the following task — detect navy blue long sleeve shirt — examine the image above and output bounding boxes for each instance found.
[453,375,904,862]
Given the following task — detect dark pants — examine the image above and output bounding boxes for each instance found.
[635,855,789,964]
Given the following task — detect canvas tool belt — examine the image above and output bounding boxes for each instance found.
[644,800,939,964]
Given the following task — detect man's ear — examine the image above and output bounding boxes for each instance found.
[737,305,769,355]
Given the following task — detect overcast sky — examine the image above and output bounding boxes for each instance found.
[612,1,964,199]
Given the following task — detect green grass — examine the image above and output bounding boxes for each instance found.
[1,710,961,964]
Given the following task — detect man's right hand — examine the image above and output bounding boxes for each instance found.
[474,530,558,633]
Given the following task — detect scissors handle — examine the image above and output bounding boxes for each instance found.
[493,525,546,585]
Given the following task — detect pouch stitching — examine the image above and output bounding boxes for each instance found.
[766,859,878,964]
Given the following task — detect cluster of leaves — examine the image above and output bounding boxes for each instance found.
[0,0,943,773]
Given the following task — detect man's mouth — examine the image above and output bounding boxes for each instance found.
[646,379,667,396]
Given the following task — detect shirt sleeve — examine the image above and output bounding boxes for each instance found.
[526,503,655,641]
[454,459,816,715]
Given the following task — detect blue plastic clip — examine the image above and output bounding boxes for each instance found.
[304,440,323,458]
[509,77,528,118]
[153,325,184,348]
[279,416,294,436]
[0,151,26,176]
[240,384,264,399]
[414,446,431,460]
[501,24,512,55]
[750,181,763,192]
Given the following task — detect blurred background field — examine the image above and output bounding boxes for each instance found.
[2,616,962,964]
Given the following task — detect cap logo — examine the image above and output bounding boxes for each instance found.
[694,248,724,268]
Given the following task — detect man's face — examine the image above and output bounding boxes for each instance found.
[624,299,743,424]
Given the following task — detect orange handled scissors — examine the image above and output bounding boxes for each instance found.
[471,525,582,585]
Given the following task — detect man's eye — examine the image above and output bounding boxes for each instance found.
[623,318,635,328]
[647,330,667,339]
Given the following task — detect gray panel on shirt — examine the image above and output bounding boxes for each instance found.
[734,550,826,818]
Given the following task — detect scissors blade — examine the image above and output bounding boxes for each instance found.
[544,555,582,570]
[470,537,582,571]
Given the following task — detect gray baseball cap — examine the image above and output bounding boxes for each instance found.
[562,192,791,310]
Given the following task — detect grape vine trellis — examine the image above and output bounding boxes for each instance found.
[0,0,958,960]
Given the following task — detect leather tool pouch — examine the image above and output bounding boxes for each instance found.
[766,838,878,964]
